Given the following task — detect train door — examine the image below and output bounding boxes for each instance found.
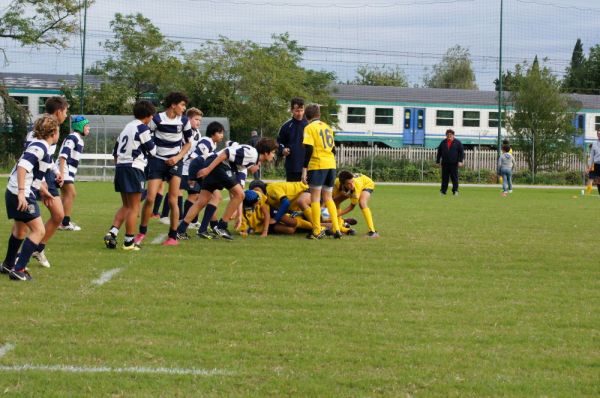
[572,113,585,147]
[403,108,426,145]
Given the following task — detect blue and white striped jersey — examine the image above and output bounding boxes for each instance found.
[26,130,59,174]
[221,144,259,173]
[182,128,202,176]
[113,120,156,171]
[149,112,193,160]
[193,137,218,160]
[59,132,84,182]
[7,139,52,198]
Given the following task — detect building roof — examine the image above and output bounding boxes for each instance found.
[0,72,104,90]
[332,84,600,110]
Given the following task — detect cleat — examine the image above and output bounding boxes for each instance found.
[187,222,201,230]
[122,243,141,251]
[159,217,170,225]
[9,268,32,281]
[58,222,81,231]
[196,230,213,240]
[333,231,343,239]
[344,218,357,226]
[213,226,233,240]
[306,230,326,240]
[134,233,146,245]
[104,233,117,249]
[1,262,12,274]
[32,251,51,268]
[453,191,459,196]
[324,229,333,236]
[346,228,356,236]
[366,231,380,238]
[208,225,220,239]
[176,232,190,241]
[162,237,179,246]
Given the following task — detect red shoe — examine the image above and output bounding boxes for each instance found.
[134,233,146,244]
[162,237,179,246]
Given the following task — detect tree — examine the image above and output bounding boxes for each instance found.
[506,59,579,174]
[93,13,185,104]
[181,33,337,141]
[424,45,478,89]
[0,0,91,60]
[562,39,588,93]
[351,65,408,87]
[494,70,518,92]
[584,44,600,95]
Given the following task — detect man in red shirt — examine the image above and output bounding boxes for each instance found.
[436,129,464,196]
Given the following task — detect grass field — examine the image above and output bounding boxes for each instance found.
[0,182,598,397]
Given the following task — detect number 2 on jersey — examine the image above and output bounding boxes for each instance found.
[118,135,129,154]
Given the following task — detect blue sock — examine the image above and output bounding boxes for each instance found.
[177,196,183,220]
[139,225,148,234]
[177,221,189,234]
[183,200,194,220]
[168,229,177,239]
[15,238,37,271]
[3,234,24,268]
[152,193,163,215]
[200,204,217,233]
[161,199,170,218]
[62,216,71,226]
[37,243,46,252]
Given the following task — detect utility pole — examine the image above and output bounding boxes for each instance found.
[497,0,504,159]
[79,0,88,114]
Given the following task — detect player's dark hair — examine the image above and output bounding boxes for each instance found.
[338,170,354,185]
[446,129,455,136]
[290,97,304,109]
[255,138,277,155]
[163,92,189,107]
[249,179,267,195]
[502,145,510,153]
[133,100,156,119]
[45,96,68,114]
[304,104,320,120]
[205,121,225,137]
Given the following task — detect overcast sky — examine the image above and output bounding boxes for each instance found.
[1,0,599,90]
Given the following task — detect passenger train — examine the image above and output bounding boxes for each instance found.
[331,84,600,148]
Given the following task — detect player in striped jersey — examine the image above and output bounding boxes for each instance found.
[23,97,69,268]
[57,115,90,231]
[301,104,342,239]
[103,101,157,251]
[135,92,193,246]
[179,108,203,226]
[177,138,278,240]
[187,121,225,238]
[1,115,60,281]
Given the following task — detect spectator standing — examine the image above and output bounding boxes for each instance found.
[277,98,307,182]
[436,129,464,196]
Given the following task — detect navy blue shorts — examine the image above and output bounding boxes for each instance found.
[201,156,238,193]
[46,170,60,196]
[147,157,183,181]
[114,166,145,193]
[590,163,600,179]
[5,190,41,222]
[308,168,336,190]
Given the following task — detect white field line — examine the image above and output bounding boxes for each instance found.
[151,233,167,244]
[91,268,122,286]
[0,364,232,376]
[0,343,15,359]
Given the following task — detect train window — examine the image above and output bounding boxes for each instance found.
[38,97,50,115]
[417,109,424,129]
[596,116,600,131]
[404,110,412,129]
[463,111,480,127]
[347,107,366,124]
[10,96,29,111]
[436,110,454,126]
[489,111,506,128]
[375,108,393,125]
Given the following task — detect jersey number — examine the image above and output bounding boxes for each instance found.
[118,136,129,154]
[318,129,334,149]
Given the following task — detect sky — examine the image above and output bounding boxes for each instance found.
[1,0,600,90]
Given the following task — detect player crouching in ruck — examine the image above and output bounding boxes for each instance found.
[334,171,379,238]
[176,138,278,240]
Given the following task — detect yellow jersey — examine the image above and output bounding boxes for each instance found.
[334,173,375,205]
[302,119,336,170]
[239,191,269,234]
[266,181,309,209]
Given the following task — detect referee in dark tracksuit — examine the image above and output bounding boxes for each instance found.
[436,129,464,195]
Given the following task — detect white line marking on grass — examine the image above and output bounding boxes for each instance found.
[151,233,167,244]
[0,364,232,376]
[0,343,15,359]
[91,268,122,286]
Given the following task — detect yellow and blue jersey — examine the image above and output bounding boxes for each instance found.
[240,191,269,233]
[302,120,336,170]
[334,173,375,205]
[266,181,308,209]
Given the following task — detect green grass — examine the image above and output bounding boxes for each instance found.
[0,183,598,397]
